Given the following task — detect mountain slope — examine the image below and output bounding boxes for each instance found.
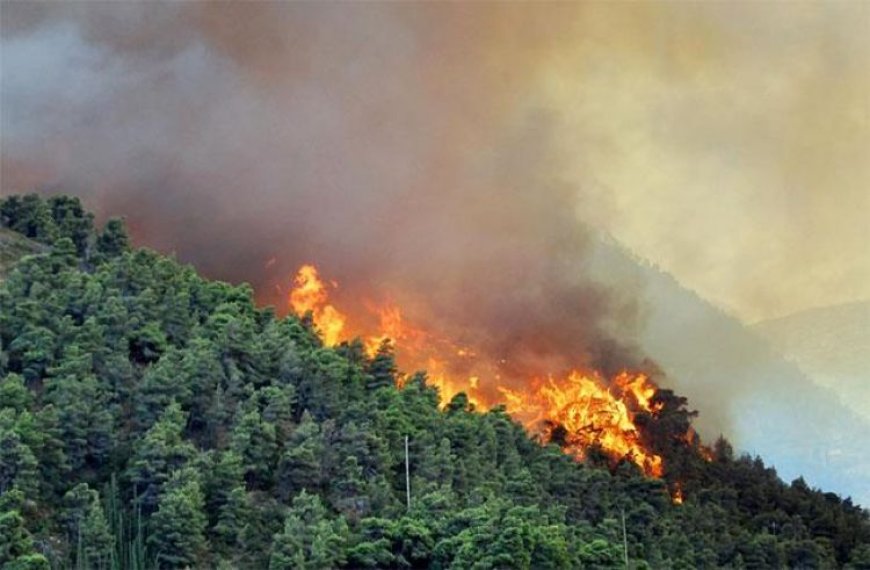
[1,194,868,569]
[752,301,870,420]
[585,236,870,508]
[0,226,46,279]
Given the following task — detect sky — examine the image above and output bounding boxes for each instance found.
[533,2,870,323]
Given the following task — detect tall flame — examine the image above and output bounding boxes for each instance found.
[363,305,404,356]
[288,264,346,346]
[287,264,675,478]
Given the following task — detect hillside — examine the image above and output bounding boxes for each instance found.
[0,226,46,279]
[1,194,869,569]
[584,237,870,509]
[752,302,870,421]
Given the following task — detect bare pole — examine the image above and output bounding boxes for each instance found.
[405,435,411,510]
[621,506,629,570]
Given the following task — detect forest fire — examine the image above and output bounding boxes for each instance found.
[289,264,346,346]
[288,264,670,478]
[499,371,664,478]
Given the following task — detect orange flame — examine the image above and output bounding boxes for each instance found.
[673,482,684,505]
[682,427,714,462]
[288,264,346,346]
[363,304,404,356]
[499,371,663,477]
[287,264,684,478]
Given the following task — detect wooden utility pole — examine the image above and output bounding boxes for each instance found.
[404,435,411,510]
[621,507,629,569]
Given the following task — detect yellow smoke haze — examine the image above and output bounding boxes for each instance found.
[478,2,869,322]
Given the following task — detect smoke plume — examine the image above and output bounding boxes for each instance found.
[1,3,649,375]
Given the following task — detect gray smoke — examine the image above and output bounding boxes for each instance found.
[1,2,651,394]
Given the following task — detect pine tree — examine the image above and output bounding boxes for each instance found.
[269,491,348,570]
[64,483,113,569]
[95,218,129,260]
[7,326,56,384]
[277,411,324,500]
[1,194,57,243]
[135,349,190,430]
[126,403,195,510]
[364,340,397,391]
[147,468,207,569]
[44,363,114,471]
[0,373,31,410]
[0,417,38,497]
[213,486,250,553]
[47,195,94,257]
[0,490,50,570]
[230,407,277,489]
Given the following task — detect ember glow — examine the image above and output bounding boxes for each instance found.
[672,483,684,505]
[288,264,669,478]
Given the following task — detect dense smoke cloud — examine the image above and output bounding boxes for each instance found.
[1,2,653,379]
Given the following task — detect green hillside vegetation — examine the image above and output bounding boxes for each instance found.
[1,194,868,569]
[0,226,46,280]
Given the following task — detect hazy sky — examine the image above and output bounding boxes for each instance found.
[532,2,870,323]
[2,1,868,325]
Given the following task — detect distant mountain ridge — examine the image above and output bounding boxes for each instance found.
[584,235,870,507]
[752,301,870,420]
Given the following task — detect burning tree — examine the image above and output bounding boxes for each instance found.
[287,264,712,487]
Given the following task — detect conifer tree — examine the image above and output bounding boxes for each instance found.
[269,491,348,570]
[95,218,129,260]
[277,411,324,500]
[0,490,50,570]
[364,340,397,391]
[64,484,113,569]
[148,469,207,569]
[127,403,196,510]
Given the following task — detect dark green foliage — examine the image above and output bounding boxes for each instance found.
[0,194,57,244]
[269,491,348,570]
[63,483,113,569]
[429,498,573,569]
[213,485,250,554]
[277,411,324,500]
[127,403,196,511]
[365,339,398,391]
[95,218,129,261]
[47,196,94,258]
[0,490,50,569]
[148,469,207,569]
[1,194,868,568]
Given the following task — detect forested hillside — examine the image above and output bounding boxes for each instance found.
[1,194,868,569]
